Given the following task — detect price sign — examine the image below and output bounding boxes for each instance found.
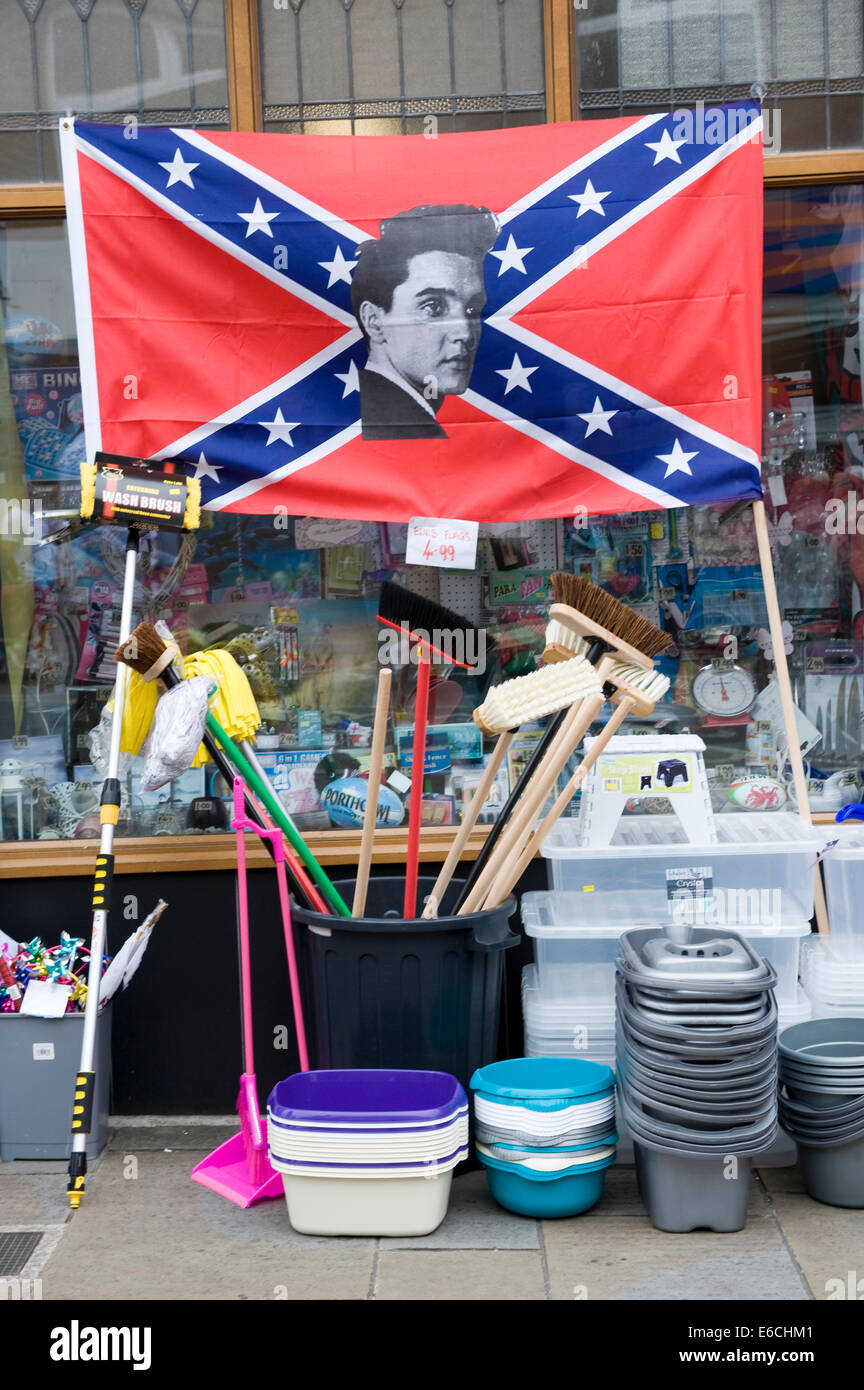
[405,517,479,571]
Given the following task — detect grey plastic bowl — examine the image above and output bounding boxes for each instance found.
[780,1114,864,1145]
[622,1087,777,1149]
[621,1059,777,1106]
[798,1134,864,1208]
[617,1033,778,1085]
[623,1073,778,1119]
[617,1011,777,1063]
[780,1059,864,1083]
[617,982,777,1044]
[786,1082,864,1108]
[634,1142,753,1232]
[620,1094,777,1157]
[779,1089,864,1122]
[778,1018,864,1067]
[616,1026,778,1077]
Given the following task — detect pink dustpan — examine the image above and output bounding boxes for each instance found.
[191,1075,283,1207]
[192,779,309,1208]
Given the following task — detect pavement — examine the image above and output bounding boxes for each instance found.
[2,1119,863,1301]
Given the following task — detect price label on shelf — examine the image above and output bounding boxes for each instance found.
[405,517,478,571]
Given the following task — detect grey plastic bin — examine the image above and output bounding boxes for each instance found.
[0,1006,111,1160]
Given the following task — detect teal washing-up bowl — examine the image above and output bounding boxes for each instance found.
[478,1150,615,1217]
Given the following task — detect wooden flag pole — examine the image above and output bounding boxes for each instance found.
[752,497,830,934]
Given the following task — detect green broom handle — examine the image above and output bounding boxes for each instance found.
[204,713,350,917]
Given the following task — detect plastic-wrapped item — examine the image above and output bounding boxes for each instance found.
[140,676,214,791]
[88,702,134,780]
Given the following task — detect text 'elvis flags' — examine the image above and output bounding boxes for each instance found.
[60,106,764,522]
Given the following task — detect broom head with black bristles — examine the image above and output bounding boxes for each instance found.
[377,579,485,669]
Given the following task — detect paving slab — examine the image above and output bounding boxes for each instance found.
[762,1192,864,1301]
[542,1213,809,1301]
[375,1249,547,1300]
[379,1171,539,1250]
[39,1150,373,1300]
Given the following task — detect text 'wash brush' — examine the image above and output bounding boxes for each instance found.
[422,655,602,918]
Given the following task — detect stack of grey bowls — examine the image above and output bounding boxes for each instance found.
[778,1018,864,1208]
[615,925,779,1233]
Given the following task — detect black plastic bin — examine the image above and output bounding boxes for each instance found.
[292,876,519,1093]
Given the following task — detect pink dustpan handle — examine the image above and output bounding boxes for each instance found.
[232,776,310,1074]
[274,851,310,1072]
[231,778,256,1076]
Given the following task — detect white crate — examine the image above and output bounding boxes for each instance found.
[821,824,864,960]
[540,813,821,926]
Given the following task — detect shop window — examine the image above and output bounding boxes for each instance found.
[0,0,230,183]
[576,0,864,152]
[2,181,864,842]
[258,0,546,135]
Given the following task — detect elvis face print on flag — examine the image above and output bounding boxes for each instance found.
[60,107,764,521]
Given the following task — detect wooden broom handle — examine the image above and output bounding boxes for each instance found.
[421,728,514,918]
[352,667,392,917]
[752,499,830,934]
[481,696,635,909]
[457,669,613,914]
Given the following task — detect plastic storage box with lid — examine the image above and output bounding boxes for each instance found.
[820,824,864,960]
[521,891,811,1008]
[540,813,821,925]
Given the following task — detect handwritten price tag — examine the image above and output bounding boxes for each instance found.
[405,517,479,571]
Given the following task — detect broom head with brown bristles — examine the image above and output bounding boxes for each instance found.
[545,573,671,667]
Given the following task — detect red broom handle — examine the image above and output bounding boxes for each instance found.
[404,647,431,917]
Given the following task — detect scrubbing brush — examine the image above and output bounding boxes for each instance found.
[481,666,671,909]
[544,573,671,666]
[422,655,602,917]
[376,581,484,918]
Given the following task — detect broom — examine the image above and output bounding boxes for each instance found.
[452,575,670,913]
[421,655,602,917]
[376,581,484,918]
[456,577,671,914]
[480,665,672,908]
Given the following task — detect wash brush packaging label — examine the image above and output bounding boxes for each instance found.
[91,452,190,530]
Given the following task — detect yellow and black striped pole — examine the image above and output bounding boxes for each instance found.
[67,527,138,1208]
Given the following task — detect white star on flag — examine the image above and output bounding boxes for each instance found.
[657,438,698,478]
[158,148,199,189]
[318,244,357,288]
[496,353,538,395]
[334,360,360,398]
[190,451,221,482]
[259,407,300,446]
[645,129,687,165]
[238,197,279,238]
[569,178,611,217]
[490,234,533,276]
[578,396,618,437]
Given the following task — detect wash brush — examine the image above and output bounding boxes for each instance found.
[377,581,484,918]
[115,621,350,917]
[480,664,671,909]
[453,574,670,914]
[461,581,669,917]
[422,655,603,917]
